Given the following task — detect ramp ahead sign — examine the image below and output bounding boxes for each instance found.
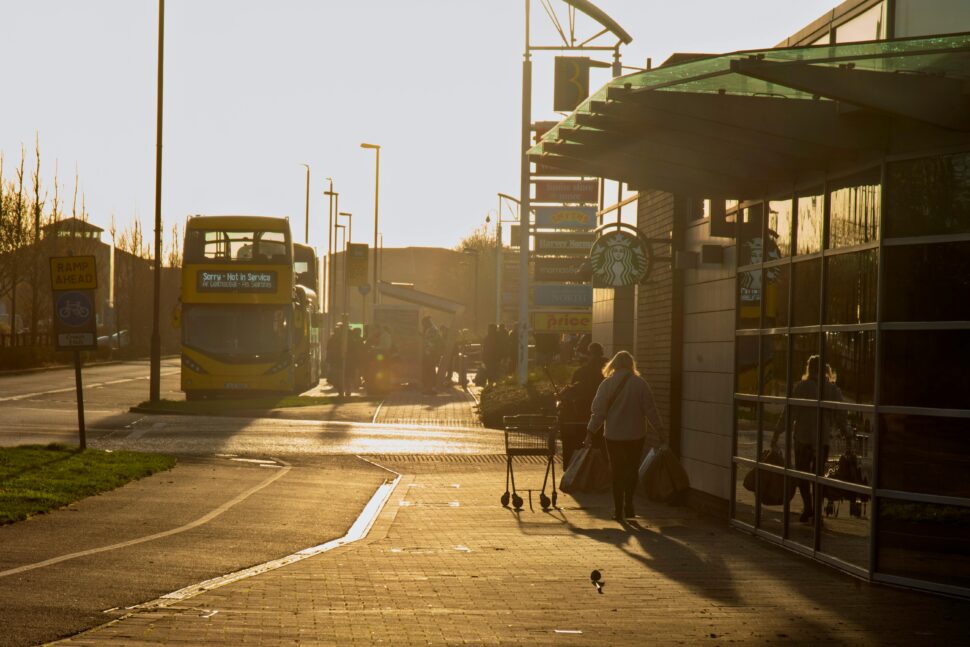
[49,255,98,351]
[50,256,98,290]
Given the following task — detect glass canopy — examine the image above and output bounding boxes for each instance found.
[530,32,970,155]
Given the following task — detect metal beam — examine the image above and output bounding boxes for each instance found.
[608,87,885,153]
[544,136,789,186]
[530,150,770,197]
[731,58,970,131]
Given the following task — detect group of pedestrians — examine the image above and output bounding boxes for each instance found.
[480,323,519,385]
[325,319,396,397]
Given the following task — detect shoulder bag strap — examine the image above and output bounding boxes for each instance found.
[605,372,632,414]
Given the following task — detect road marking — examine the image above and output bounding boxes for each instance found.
[0,457,292,579]
[370,398,386,423]
[132,456,401,609]
[0,370,180,402]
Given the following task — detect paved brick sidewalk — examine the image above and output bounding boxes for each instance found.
[374,386,481,428]
[60,457,967,646]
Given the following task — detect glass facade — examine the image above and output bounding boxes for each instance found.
[732,154,970,595]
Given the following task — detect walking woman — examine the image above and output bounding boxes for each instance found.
[586,351,663,521]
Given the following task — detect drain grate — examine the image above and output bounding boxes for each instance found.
[362,454,554,465]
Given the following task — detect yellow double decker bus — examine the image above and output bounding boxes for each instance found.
[180,215,321,399]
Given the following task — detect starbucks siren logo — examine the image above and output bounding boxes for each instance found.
[589,230,649,287]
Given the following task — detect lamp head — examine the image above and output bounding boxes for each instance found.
[360,143,380,150]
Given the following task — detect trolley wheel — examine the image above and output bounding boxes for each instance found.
[551,491,558,507]
[511,494,524,510]
[539,493,551,510]
[501,492,510,507]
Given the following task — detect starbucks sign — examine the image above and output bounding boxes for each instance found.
[589,230,650,287]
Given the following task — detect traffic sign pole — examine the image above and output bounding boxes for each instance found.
[73,350,86,450]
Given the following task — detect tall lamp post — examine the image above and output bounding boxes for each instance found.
[360,142,380,319]
[334,223,346,315]
[338,212,353,320]
[323,179,335,334]
[496,193,520,329]
[300,164,310,243]
[149,0,165,403]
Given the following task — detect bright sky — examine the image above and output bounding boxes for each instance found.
[3,1,835,254]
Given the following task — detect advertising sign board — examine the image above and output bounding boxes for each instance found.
[534,257,587,282]
[535,206,596,230]
[589,230,651,287]
[534,179,598,204]
[534,284,592,307]
[532,310,592,333]
[533,232,594,256]
[346,243,369,287]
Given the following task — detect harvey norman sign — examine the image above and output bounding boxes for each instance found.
[197,270,277,292]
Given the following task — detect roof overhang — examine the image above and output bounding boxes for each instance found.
[529,33,970,197]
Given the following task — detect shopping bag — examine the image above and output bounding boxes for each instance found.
[640,446,690,502]
[638,447,657,482]
[560,446,612,494]
[742,449,793,506]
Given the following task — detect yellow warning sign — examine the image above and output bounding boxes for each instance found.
[50,256,98,290]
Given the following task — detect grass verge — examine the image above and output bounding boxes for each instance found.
[0,444,176,525]
[136,395,365,414]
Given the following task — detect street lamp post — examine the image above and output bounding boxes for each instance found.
[496,192,520,334]
[338,212,352,320]
[149,0,165,403]
[324,179,335,334]
[360,142,380,320]
[463,249,480,335]
[300,164,310,244]
[334,223,346,315]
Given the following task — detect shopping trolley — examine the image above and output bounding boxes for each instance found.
[501,414,559,511]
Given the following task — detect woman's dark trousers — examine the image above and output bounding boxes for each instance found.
[606,437,645,516]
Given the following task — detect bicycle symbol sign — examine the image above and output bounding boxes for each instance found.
[56,291,94,327]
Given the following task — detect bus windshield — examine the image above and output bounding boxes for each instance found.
[183,304,290,361]
[185,229,289,264]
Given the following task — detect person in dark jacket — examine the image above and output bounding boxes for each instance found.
[558,343,606,469]
[587,350,664,521]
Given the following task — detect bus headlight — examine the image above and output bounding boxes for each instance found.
[182,354,208,374]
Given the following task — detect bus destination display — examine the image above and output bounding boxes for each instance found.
[197,270,277,292]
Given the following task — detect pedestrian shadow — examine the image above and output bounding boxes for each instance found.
[563,491,740,604]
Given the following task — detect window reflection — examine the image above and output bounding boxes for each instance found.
[825,331,875,405]
[736,336,759,396]
[764,264,789,328]
[739,203,764,266]
[881,330,970,409]
[834,1,887,43]
[880,415,970,499]
[886,152,970,238]
[795,189,824,255]
[760,403,787,464]
[826,250,878,324]
[767,199,792,258]
[882,242,970,322]
[737,271,762,329]
[735,401,758,460]
[734,463,756,527]
[787,475,816,547]
[828,169,880,249]
[790,335,820,399]
[761,335,788,397]
[791,260,821,327]
[877,499,970,589]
